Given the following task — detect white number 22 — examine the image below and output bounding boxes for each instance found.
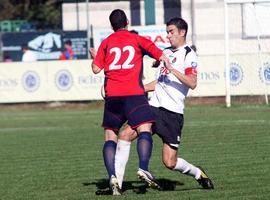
[109,46,135,70]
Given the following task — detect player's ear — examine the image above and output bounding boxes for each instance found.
[179,29,186,37]
[126,19,129,26]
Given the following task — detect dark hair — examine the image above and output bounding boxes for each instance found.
[109,9,128,32]
[166,17,188,37]
[21,43,29,50]
[3,53,11,59]
[129,29,138,35]
[64,40,72,46]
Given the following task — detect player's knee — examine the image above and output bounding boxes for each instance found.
[118,130,131,141]
[136,123,152,133]
[118,126,137,142]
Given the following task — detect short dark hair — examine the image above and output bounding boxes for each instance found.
[166,17,188,37]
[64,40,72,46]
[129,29,138,35]
[109,9,128,32]
[21,43,29,50]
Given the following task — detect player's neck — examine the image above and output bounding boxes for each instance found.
[115,27,127,32]
[173,41,186,50]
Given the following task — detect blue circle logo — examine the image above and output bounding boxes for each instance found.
[191,62,197,68]
[259,62,270,85]
[22,71,40,92]
[230,63,243,86]
[55,70,73,91]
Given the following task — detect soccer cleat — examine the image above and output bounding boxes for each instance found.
[109,175,122,195]
[137,168,161,190]
[196,166,214,189]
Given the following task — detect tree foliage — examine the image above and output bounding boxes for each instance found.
[0,0,62,30]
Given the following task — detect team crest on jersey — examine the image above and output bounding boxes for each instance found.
[172,57,177,63]
[259,62,270,85]
[229,62,243,86]
[191,62,197,68]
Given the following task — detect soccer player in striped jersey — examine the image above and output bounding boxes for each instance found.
[115,17,214,191]
[91,9,169,195]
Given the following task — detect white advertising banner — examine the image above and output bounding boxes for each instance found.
[0,55,269,103]
[189,54,270,96]
[46,60,104,101]
[0,62,48,103]
[0,60,104,103]
[227,54,270,95]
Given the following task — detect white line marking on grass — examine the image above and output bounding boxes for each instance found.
[0,126,71,132]
[186,119,268,127]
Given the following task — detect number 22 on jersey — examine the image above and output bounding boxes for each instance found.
[109,46,135,70]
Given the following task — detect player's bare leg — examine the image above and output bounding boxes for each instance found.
[162,143,214,189]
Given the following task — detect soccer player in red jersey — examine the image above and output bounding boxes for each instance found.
[90,9,169,195]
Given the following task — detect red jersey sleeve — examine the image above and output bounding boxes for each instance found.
[137,35,163,60]
[93,40,107,69]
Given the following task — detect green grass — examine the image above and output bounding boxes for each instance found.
[0,104,270,200]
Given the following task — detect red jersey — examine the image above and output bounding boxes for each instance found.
[59,48,75,60]
[93,30,162,96]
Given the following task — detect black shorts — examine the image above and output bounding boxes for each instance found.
[151,106,184,149]
[102,95,155,131]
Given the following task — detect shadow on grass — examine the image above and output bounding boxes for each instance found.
[83,178,199,195]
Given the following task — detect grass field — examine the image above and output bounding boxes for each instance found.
[0,103,269,200]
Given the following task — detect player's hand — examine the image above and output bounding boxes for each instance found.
[162,59,175,73]
[159,54,173,72]
[159,54,170,67]
[151,60,160,68]
[89,48,97,59]
[165,61,174,72]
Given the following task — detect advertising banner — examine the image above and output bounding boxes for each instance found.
[2,31,88,62]
[0,60,104,103]
[189,54,270,96]
[0,55,269,103]
[46,60,104,101]
[0,62,49,102]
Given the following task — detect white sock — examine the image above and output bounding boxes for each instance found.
[173,158,201,180]
[115,139,131,189]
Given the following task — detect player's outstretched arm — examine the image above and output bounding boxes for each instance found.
[144,80,158,92]
[165,62,197,89]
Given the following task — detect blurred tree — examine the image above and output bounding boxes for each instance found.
[0,0,62,30]
[0,0,17,20]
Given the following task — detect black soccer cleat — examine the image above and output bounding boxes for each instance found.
[196,166,214,189]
